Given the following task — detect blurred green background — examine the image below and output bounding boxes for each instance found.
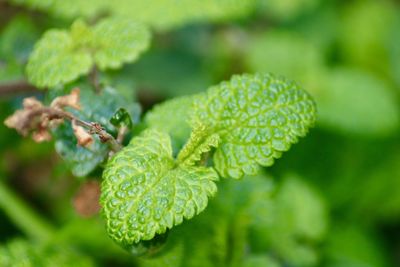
[0,0,400,266]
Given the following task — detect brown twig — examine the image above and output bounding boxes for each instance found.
[89,66,101,94]
[5,89,122,153]
[0,80,40,97]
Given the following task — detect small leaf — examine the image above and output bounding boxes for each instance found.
[92,17,150,70]
[191,73,316,179]
[26,29,93,88]
[27,18,150,88]
[110,108,133,129]
[177,123,220,166]
[101,129,218,246]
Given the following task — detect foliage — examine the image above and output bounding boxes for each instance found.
[1,0,400,267]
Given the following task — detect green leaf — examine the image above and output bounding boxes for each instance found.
[110,108,133,129]
[101,129,218,246]
[92,17,150,70]
[191,73,316,179]
[0,239,94,267]
[26,29,93,88]
[315,68,399,137]
[11,0,256,30]
[27,18,150,88]
[248,175,327,266]
[53,87,140,177]
[144,95,196,151]
[108,0,257,30]
[177,123,220,166]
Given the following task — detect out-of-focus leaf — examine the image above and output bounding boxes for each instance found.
[53,87,140,177]
[339,0,397,79]
[0,239,95,267]
[258,0,320,21]
[11,0,256,30]
[315,68,399,137]
[0,15,39,63]
[249,175,328,266]
[325,225,389,267]
[27,18,150,88]
[246,31,325,90]
[243,255,281,267]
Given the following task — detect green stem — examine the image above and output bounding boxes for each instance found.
[0,180,55,241]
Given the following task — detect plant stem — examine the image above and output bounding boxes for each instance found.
[0,180,55,241]
[89,66,101,94]
[19,107,122,153]
[0,80,40,97]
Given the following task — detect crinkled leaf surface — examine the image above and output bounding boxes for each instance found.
[101,129,218,246]
[53,87,140,177]
[191,73,316,178]
[27,18,150,87]
[177,124,220,166]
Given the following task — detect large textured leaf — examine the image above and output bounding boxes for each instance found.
[0,239,94,267]
[53,87,140,177]
[191,73,316,178]
[101,129,218,246]
[27,18,150,88]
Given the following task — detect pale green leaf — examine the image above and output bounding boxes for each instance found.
[11,0,256,30]
[92,17,151,70]
[177,123,220,166]
[27,18,150,88]
[26,29,92,88]
[109,0,257,30]
[144,95,195,151]
[101,129,218,246]
[191,73,316,179]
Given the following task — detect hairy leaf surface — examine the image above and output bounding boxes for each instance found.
[191,73,316,178]
[101,130,218,246]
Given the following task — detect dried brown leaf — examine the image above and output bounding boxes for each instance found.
[72,120,93,147]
